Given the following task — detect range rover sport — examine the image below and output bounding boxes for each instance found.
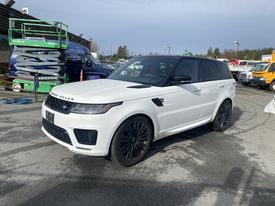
[42,56,236,166]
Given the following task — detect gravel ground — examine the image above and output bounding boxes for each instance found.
[0,85,275,206]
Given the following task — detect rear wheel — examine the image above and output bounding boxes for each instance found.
[269,81,275,91]
[213,100,233,132]
[111,116,153,167]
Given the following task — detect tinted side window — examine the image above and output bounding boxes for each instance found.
[216,61,232,79]
[174,59,199,82]
[76,46,85,55]
[200,60,221,82]
[268,63,275,72]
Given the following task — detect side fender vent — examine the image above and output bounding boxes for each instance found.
[152,98,164,107]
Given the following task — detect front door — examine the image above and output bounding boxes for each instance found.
[155,58,202,134]
[198,59,223,118]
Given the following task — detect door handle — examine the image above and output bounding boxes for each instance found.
[219,84,225,88]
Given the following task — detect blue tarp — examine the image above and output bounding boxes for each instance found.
[0,98,32,105]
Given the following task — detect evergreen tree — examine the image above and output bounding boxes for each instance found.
[207,47,213,57]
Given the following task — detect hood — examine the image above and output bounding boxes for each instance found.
[50,79,165,103]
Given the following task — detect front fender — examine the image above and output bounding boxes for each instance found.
[105,99,160,151]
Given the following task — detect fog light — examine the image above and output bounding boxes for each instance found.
[74,129,98,145]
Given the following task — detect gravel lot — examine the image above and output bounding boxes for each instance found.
[0,85,275,206]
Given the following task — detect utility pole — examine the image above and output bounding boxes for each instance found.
[234,40,240,59]
[166,46,171,55]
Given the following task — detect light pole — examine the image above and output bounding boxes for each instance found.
[166,46,171,55]
[234,40,240,59]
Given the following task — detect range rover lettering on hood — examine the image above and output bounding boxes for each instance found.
[50,92,74,101]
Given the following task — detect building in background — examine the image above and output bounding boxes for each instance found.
[262,54,272,61]
[0,2,90,74]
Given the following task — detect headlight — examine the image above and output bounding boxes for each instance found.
[70,102,123,114]
[259,77,265,81]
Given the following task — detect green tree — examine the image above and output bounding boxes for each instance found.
[207,47,213,57]
[116,45,129,60]
[213,48,221,58]
[89,39,99,53]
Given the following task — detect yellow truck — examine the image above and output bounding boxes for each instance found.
[252,60,275,91]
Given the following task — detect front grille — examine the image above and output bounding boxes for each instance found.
[45,95,73,114]
[42,118,72,145]
[239,73,247,79]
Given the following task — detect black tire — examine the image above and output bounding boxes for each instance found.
[241,82,249,86]
[258,85,266,90]
[269,81,275,91]
[111,116,153,167]
[213,100,233,132]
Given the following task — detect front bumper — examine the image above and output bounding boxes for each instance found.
[41,103,116,156]
[238,77,250,83]
[250,78,267,87]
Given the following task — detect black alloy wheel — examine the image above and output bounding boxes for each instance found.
[213,100,233,132]
[111,116,153,166]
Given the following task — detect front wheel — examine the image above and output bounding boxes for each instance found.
[269,81,275,91]
[213,100,233,132]
[110,116,153,167]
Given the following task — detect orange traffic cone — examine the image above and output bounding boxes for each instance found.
[80,69,83,81]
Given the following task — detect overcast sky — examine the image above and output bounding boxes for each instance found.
[10,0,275,55]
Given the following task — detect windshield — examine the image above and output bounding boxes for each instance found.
[108,56,179,86]
[86,55,102,66]
[247,62,258,66]
[253,62,269,71]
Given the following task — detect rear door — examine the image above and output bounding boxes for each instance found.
[199,60,223,118]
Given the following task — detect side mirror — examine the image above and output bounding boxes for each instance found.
[171,75,192,85]
[86,60,93,67]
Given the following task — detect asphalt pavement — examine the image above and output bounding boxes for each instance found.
[0,85,275,206]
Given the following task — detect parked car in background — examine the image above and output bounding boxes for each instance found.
[9,42,111,91]
[252,61,275,91]
[238,62,269,86]
[42,56,236,166]
[229,60,260,80]
[238,68,254,85]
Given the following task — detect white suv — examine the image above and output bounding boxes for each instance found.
[42,56,236,166]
